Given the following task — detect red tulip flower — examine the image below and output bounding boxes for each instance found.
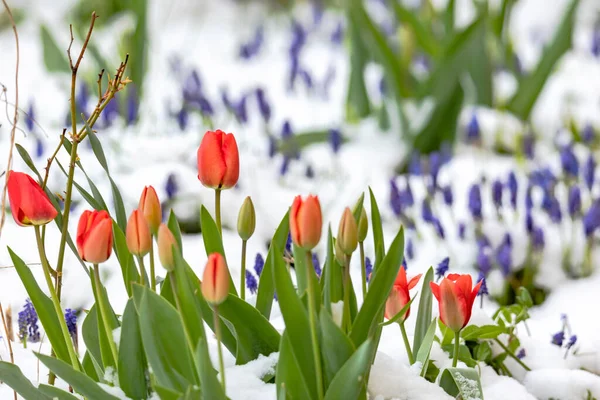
[77,210,113,264]
[290,195,322,250]
[138,186,161,235]
[430,273,482,332]
[202,253,230,305]
[197,130,239,190]
[126,209,152,257]
[7,171,58,227]
[385,267,421,321]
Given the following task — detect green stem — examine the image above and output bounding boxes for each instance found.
[493,338,531,371]
[359,242,366,299]
[399,322,414,364]
[453,331,460,368]
[215,188,222,236]
[137,255,147,286]
[341,254,352,333]
[213,305,226,392]
[93,264,119,367]
[240,240,247,301]
[305,251,324,400]
[34,227,80,372]
[169,275,197,359]
[149,241,156,291]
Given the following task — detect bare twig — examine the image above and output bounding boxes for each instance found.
[5,306,13,342]
[0,302,16,400]
[0,0,20,242]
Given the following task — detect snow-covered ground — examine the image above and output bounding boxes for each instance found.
[2,0,600,398]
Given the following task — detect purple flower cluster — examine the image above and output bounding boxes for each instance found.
[18,299,39,343]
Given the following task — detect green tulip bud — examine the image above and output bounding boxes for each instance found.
[237,196,256,241]
[358,208,368,242]
[337,207,358,255]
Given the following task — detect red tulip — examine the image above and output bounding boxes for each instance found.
[197,130,239,190]
[290,195,322,250]
[126,209,152,257]
[202,253,230,305]
[384,267,421,321]
[77,210,113,264]
[138,186,161,235]
[430,273,482,332]
[7,171,58,227]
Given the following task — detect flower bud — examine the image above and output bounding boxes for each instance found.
[157,223,178,271]
[126,209,152,257]
[337,207,358,255]
[357,208,368,243]
[202,253,230,305]
[237,196,256,241]
[335,238,346,265]
[289,195,322,250]
[197,130,240,190]
[7,171,58,227]
[76,210,113,264]
[138,186,162,235]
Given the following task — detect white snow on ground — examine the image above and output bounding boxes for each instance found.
[0,0,599,398]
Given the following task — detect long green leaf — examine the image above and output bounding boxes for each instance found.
[112,224,140,297]
[118,299,147,399]
[321,227,343,310]
[345,2,372,121]
[0,362,52,400]
[506,0,579,119]
[439,367,484,398]
[40,24,69,73]
[167,210,183,251]
[319,309,355,387]
[195,337,227,400]
[7,248,70,363]
[90,267,120,371]
[276,332,312,400]
[36,353,120,400]
[38,384,79,399]
[256,211,289,319]
[323,339,373,400]
[391,2,440,56]
[82,306,104,373]
[368,188,385,269]
[412,267,434,355]
[379,294,416,326]
[271,243,318,400]
[415,319,437,377]
[200,206,237,296]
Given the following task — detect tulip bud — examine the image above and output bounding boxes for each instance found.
[7,171,58,227]
[384,268,421,322]
[76,210,113,264]
[197,130,240,190]
[126,209,152,257]
[358,208,368,243]
[157,223,178,271]
[430,273,482,332]
[202,253,230,305]
[334,238,346,265]
[237,196,256,241]
[289,195,322,250]
[138,186,162,235]
[337,208,358,255]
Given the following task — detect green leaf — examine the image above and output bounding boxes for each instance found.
[321,227,343,310]
[109,176,128,233]
[345,3,372,121]
[368,188,385,269]
[412,267,434,355]
[461,325,506,340]
[82,306,104,373]
[200,206,237,296]
[136,284,198,392]
[271,243,318,400]
[38,384,79,399]
[0,361,52,399]
[323,339,373,400]
[82,351,101,382]
[256,211,289,319]
[474,342,492,362]
[112,224,140,297]
[195,337,227,400]
[293,244,321,313]
[276,332,312,400]
[90,268,120,371]
[415,319,437,377]
[83,118,109,172]
[7,248,70,363]
[391,2,440,56]
[517,287,533,308]
[40,24,69,73]
[351,193,365,224]
[35,353,120,399]
[118,299,147,399]
[277,131,346,158]
[441,344,477,367]
[167,210,183,251]
[319,309,355,387]
[15,144,43,181]
[379,294,416,326]
[507,0,580,120]
[350,227,403,347]
[439,368,484,398]
[154,385,182,400]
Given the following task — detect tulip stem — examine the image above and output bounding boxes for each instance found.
[213,305,226,392]
[306,250,324,400]
[169,274,198,366]
[149,241,156,292]
[93,264,119,368]
[34,227,81,373]
[452,331,460,368]
[215,188,222,236]
[137,255,147,287]
[341,254,352,334]
[240,239,247,301]
[399,322,414,364]
[493,338,531,371]
[359,242,367,299]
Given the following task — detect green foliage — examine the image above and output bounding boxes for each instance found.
[40,24,70,73]
[439,368,484,398]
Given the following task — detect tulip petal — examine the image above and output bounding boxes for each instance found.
[407,274,422,290]
[197,130,227,188]
[439,278,466,332]
[221,133,240,189]
[429,281,441,301]
[7,171,57,226]
[290,196,302,246]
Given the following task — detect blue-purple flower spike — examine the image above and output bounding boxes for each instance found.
[421,199,434,223]
[256,88,271,123]
[312,253,321,277]
[496,234,512,276]
[468,184,483,220]
[329,128,342,154]
[65,309,77,338]
[568,186,582,217]
[246,271,258,294]
[466,113,480,143]
[477,245,492,275]
[442,186,453,206]
[582,124,595,143]
[458,222,466,240]
[476,272,488,297]
[165,174,178,200]
[584,153,596,191]
[365,257,373,282]
[560,145,579,178]
[508,172,518,209]
[532,227,545,251]
[406,238,414,260]
[551,331,565,346]
[492,180,503,208]
[517,349,526,359]
[583,200,600,237]
[435,257,449,280]
[566,335,577,350]
[18,299,39,343]
[254,253,264,277]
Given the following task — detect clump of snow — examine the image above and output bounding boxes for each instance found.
[104,366,119,387]
[451,371,482,400]
[524,369,600,400]
[479,365,536,400]
[113,326,122,350]
[225,352,278,400]
[98,382,132,399]
[330,300,344,327]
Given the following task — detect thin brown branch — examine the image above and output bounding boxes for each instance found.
[72,12,98,72]
[42,129,66,189]
[67,25,74,70]
[0,303,16,400]
[0,0,20,243]
[97,69,105,104]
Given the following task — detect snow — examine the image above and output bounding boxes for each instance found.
[0,0,599,398]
